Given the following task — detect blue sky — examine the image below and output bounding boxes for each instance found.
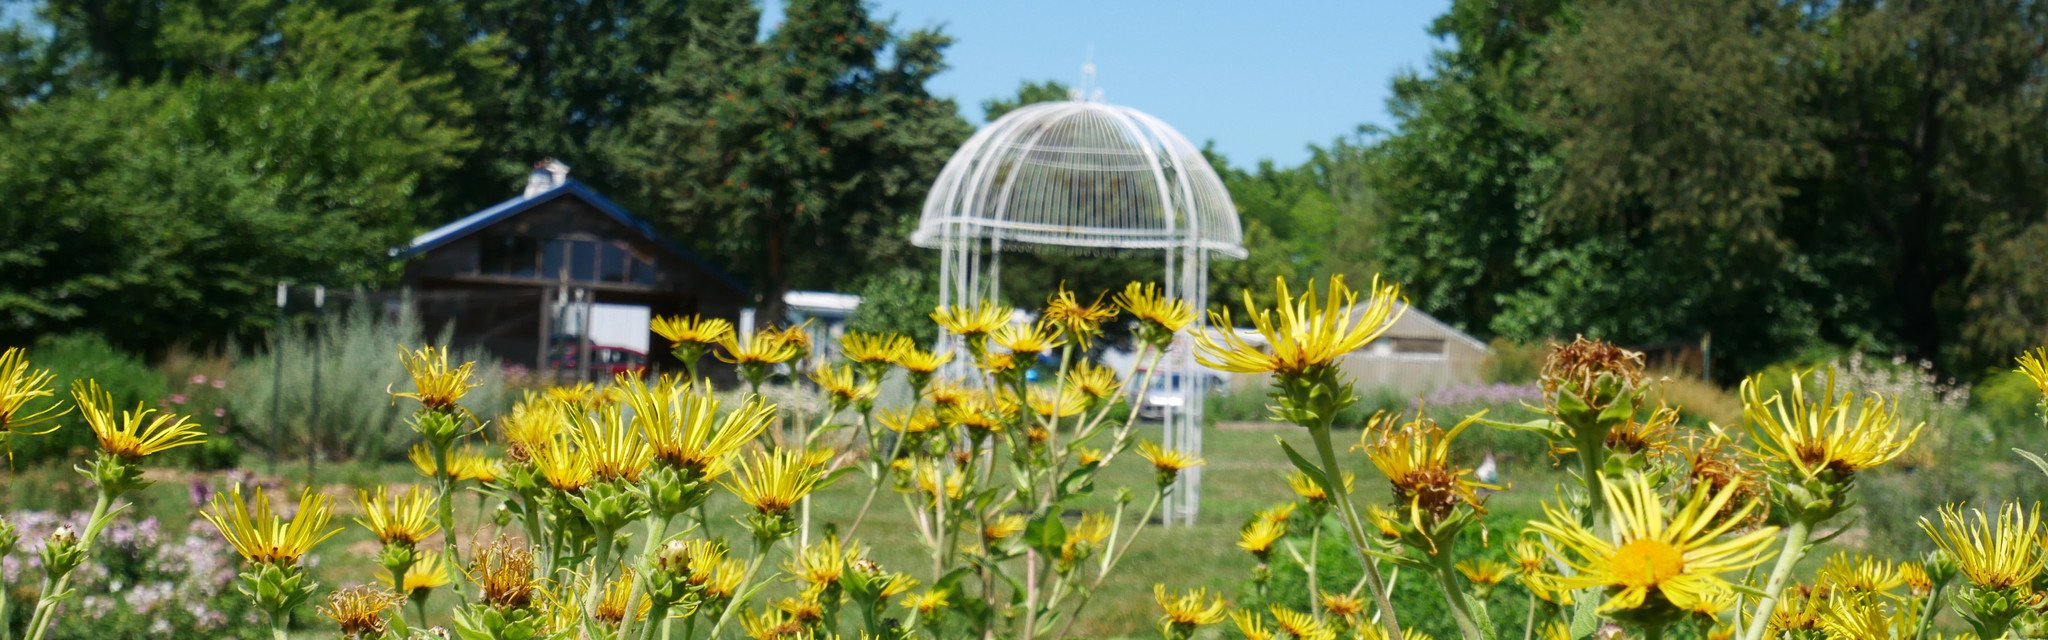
[778,1,1452,166]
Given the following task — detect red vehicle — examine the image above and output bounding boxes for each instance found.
[548,344,650,380]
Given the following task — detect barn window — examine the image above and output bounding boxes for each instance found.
[1389,337,1446,357]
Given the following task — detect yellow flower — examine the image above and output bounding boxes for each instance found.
[467,534,540,609]
[1742,368,1924,478]
[931,302,1013,338]
[1320,592,1366,619]
[903,589,949,616]
[574,404,652,482]
[1512,539,1547,574]
[1255,503,1296,527]
[1816,551,1905,595]
[895,348,953,376]
[1286,469,1353,502]
[319,585,403,639]
[0,347,67,458]
[810,363,878,407]
[1231,610,1276,640]
[1268,605,1327,639]
[2015,347,2048,397]
[1356,411,1496,524]
[355,485,438,546]
[1154,584,1227,632]
[528,434,593,492]
[1899,562,1933,596]
[651,315,734,350]
[498,393,566,462]
[990,319,1065,359]
[409,444,501,483]
[878,408,940,434]
[739,607,807,639]
[392,345,478,412]
[1060,512,1113,563]
[941,391,1008,435]
[1818,596,1901,640]
[1115,281,1195,336]
[839,331,914,367]
[1136,440,1205,481]
[1074,446,1104,467]
[1919,502,2043,590]
[766,320,814,355]
[982,513,1027,544]
[717,329,800,366]
[1027,385,1088,418]
[201,484,341,566]
[1456,559,1512,587]
[1192,275,1403,376]
[643,386,773,480]
[594,568,649,624]
[784,536,850,587]
[70,380,206,459]
[1063,362,1123,401]
[1526,473,1779,615]
[925,380,972,408]
[385,550,454,595]
[545,382,610,410]
[1043,285,1117,348]
[1238,518,1285,558]
[725,448,824,515]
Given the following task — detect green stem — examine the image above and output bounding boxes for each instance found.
[1431,553,1491,640]
[705,538,774,638]
[434,443,468,605]
[1910,580,1946,640]
[1522,590,1537,640]
[584,528,617,616]
[1306,523,1323,615]
[619,514,672,640]
[1739,519,1812,640]
[1,569,11,640]
[1048,490,1162,640]
[23,490,112,640]
[639,603,671,640]
[1309,421,1403,638]
[1643,623,1665,640]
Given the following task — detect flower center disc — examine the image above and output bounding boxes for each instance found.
[1613,539,1686,587]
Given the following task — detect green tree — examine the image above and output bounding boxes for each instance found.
[613,0,972,321]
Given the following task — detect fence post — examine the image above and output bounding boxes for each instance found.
[308,285,325,483]
[269,282,286,476]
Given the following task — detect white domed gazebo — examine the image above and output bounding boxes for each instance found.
[912,91,1245,525]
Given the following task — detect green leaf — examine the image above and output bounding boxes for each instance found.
[1023,512,1067,556]
[2015,448,2048,477]
[1277,437,1330,493]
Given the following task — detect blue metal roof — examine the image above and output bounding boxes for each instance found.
[395,180,748,295]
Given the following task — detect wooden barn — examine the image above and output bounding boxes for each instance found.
[393,160,746,381]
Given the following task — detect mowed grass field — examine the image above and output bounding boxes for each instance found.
[4,418,1570,638]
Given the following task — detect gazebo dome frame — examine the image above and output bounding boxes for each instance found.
[912,91,1244,525]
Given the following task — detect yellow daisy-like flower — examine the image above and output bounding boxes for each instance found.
[1526,473,1779,615]
[2015,347,2048,397]
[644,387,774,480]
[1043,285,1118,349]
[717,329,801,366]
[784,536,851,587]
[574,404,652,482]
[201,484,342,566]
[1815,551,1905,595]
[1456,559,1512,587]
[725,448,824,515]
[903,589,949,616]
[1075,446,1104,467]
[385,550,454,595]
[941,391,1008,435]
[911,461,967,503]
[1136,440,1205,482]
[1154,584,1227,633]
[71,380,206,459]
[0,347,67,458]
[766,320,814,356]
[545,382,610,411]
[1741,368,1924,478]
[1899,562,1933,596]
[355,485,438,546]
[1320,592,1366,619]
[1115,281,1195,336]
[594,568,649,624]
[895,348,953,376]
[1027,385,1088,418]
[1192,274,1403,376]
[810,362,878,407]
[1286,469,1353,502]
[392,345,478,412]
[931,302,1013,338]
[320,584,403,639]
[1356,411,1496,524]
[1268,605,1328,639]
[839,331,914,368]
[878,408,941,435]
[1919,502,2044,590]
[1512,539,1548,574]
[990,319,1065,360]
[980,513,1026,544]
[651,315,734,350]
[498,393,567,462]
[528,434,593,492]
[1060,512,1114,563]
[1238,518,1285,558]
[1063,362,1123,401]
[409,444,500,483]
[924,380,972,408]
[1231,610,1277,640]
[1255,503,1296,527]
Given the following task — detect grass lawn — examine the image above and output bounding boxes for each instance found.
[3,418,1575,638]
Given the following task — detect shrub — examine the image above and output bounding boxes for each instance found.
[10,333,165,464]
[155,347,242,470]
[225,300,513,462]
[1206,382,1271,422]
[3,511,262,639]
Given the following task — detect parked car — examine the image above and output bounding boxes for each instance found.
[547,343,650,380]
[1132,369,1223,421]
